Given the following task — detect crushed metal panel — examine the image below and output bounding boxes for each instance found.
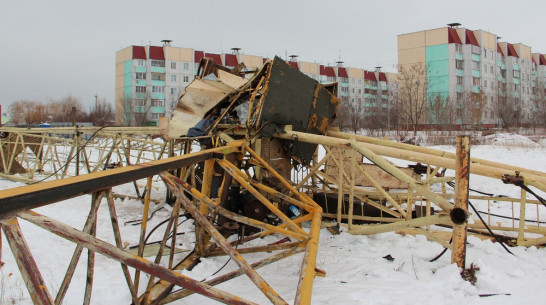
[260,56,340,164]
[161,75,247,139]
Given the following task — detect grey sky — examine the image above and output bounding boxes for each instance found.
[1,0,545,111]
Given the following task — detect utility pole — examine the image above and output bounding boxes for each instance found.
[95,94,98,112]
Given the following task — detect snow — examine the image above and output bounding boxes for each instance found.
[1,135,546,305]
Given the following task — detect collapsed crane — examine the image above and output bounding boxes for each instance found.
[0,56,545,305]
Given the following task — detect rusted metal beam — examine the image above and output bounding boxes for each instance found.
[18,210,260,305]
[159,246,305,304]
[0,148,232,218]
[55,192,103,305]
[0,217,54,305]
[451,136,470,268]
[161,172,289,305]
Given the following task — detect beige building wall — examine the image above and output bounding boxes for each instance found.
[300,61,319,74]
[166,47,193,61]
[515,44,532,60]
[498,42,507,54]
[349,68,363,79]
[474,30,497,50]
[398,31,426,49]
[398,47,426,66]
[456,28,466,44]
[239,55,264,70]
[398,31,427,66]
[425,28,447,46]
[115,47,132,64]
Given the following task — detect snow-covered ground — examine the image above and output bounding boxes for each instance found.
[1,135,546,305]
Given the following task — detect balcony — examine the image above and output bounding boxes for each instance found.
[151,66,166,73]
[472,70,480,77]
[135,66,146,73]
[151,80,165,86]
[472,86,481,93]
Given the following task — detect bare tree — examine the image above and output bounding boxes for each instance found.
[429,94,452,130]
[531,78,546,129]
[332,100,360,132]
[89,98,115,126]
[397,63,428,135]
[48,95,87,122]
[495,82,521,130]
[9,100,47,125]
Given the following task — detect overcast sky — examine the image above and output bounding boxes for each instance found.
[1,0,545,111]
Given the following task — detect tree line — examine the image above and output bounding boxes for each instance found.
[8,95,115,127]
[334,63,546,134]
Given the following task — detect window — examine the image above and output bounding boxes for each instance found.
[455,44,462,53]
[183,63,189,70]
[490,66,493,74]
[484,80,487,88]
[457,76,463,85]
[135,99,146,106]
[472,61,479,70]
[371,81,378,87]
[170,88,177,95]
[472,77,480,86]
[136,72,146,80]
[171,62,176,69]
[513,70,520,78]
[171,75,177,82]
[484,48,487,58]
[358,89,362,94]
[151,74,163,81]
[137,59,144,66]
[471,45,481,54]
[456,60,463,69]
[136,86,146,93]
[151,60,165,67]
[183,75,189,82]
[483,64,487,73]
[351,88,355,93]
[151,99,164,107]
[152,86,164,93]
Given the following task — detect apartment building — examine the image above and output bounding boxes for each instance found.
[398,24,546,128]
[115,43,397,126]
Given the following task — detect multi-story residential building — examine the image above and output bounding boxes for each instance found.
[115,43,397,126]
[398,24,546,128]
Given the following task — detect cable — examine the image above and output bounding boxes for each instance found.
[468,200,514,255]
[429,238,452,262]
[520,184,546,208]
[31,126,105,184]
[476,210,546,224]
[444,181,514,256]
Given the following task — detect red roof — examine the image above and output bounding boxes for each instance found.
[263,58,268,64]
[205,53,223,65]
[194,50,204,63]
[448,28,462,44]
[364,71,377,81]
[540,54,546,66]
[132,46,146,60]
[149,46,165,60]
[225,54,238,66]
[288,61,299,70]
[378,72,387,82]
[465,29,480,47]
[507,44,519,58]
[320,65,336,77]
[337,67,348,78]
[497,43,504,56]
